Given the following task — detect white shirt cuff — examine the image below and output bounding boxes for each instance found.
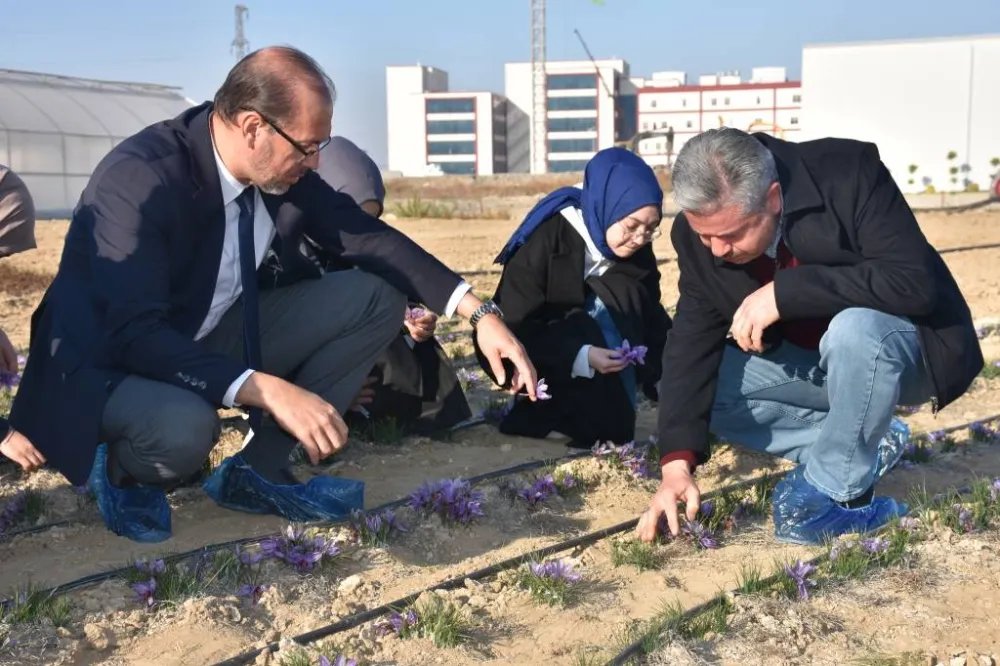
[444,281,473,318]
[572,345,595,379]
[223,369,256,408]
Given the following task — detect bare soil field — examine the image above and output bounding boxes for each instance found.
[1,207,1000,666]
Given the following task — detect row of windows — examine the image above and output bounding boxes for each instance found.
[640,116,800,132]
[547,116,597,132]
[546,74,598,90]
[548,159,590,173]
[426,98,475,114]
[547,95,597,111]
[427,119,475,134]
[435,161,476,175]
[549,138,596,153]
[427,141,475,156]
[646,93,801,109]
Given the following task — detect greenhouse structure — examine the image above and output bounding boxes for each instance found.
[0,68,195,219]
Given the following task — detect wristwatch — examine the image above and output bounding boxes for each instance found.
[470,300,503,329]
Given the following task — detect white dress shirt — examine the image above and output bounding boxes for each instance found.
[198,140,473,408]
[559,204,612,380]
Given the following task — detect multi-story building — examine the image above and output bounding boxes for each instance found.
[801,34,1000,193]
[504,59,634,173]
[385,65,507,176]
[633,67,802,168]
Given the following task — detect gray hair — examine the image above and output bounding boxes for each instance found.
[671,127,778,216]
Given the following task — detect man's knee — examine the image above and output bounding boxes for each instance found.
[323,270,407,329]
[821,308,917,352]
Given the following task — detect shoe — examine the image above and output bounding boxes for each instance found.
[203,455,365,522]
[772,466,907,545]
[87,443,172,543]
[874,416,910,481]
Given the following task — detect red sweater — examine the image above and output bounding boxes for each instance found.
[659,240,831,472]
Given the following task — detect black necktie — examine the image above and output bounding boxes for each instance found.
[236,188,263,431]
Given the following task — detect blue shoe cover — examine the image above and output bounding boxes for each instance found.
[772,466,907,545]
[874,416,910,480]
[203,455,364,522]
[87,443,172,543]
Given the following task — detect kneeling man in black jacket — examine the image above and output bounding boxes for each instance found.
[639,127,983,545]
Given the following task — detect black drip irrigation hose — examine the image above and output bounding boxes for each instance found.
[210,470,790,666]
[0,447,593,608]
[603,479,982,666]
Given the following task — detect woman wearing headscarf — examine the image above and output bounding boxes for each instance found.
[0,164,46,472]
[475,148,671,447]
[257,137,473,441]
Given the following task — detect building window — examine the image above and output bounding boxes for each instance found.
[427,141,476,155]
[548,159,590,172]
[711,98,717,106]
[426,98,475,114]
[548,116,598,132]
[790,117,799,125]
[686,120,692,128]
[682,99,687,107]
[435,161,476,175]
[756,96,761,104]
[792,94,801,103]
[426,120,475,134]
[650,99,657,108]
[641,121,649,131]
[549,138,597,153]
[547,95,597,111]
[546,74,598,90]
[724,97,730,105]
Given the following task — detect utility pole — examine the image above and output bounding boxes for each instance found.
[231,4,250,61]
[530,0,547,174]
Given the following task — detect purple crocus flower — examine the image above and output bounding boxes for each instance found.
[614,339,648,366]
[536,378,551,400]
[319,656,359,666]
[529,559,582,583]
[405,306,427,321]
[699,500,715,519]
[989,478,1000,502]
[259,525,341,573]
[134,558,167,576]
[969,421,998,442]
[132,578,157,608]
[977,326,988,340]
[783,560,817,601]
[237,583,266,606]
[952,503,974,533]
[375,608,419,637]
[860,537,889,554]
[0,370,19,389]
[682,520,718,549]
[409,478,485,525]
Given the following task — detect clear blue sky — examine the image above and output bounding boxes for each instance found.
[2,0,997,167]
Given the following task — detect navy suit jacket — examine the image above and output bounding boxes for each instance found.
[9,102,463,485]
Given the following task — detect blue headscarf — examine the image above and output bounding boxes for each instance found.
[494,147,663,264]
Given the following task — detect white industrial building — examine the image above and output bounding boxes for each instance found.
[632,67,801,168]
[385,65,507,177]
[503,59,634,173]
[801,34,1000,193]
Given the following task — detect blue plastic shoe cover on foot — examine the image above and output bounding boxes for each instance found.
[772,466,907,546]
[203,455,364,522]
[874,416,910,480]
[87,443,172,543]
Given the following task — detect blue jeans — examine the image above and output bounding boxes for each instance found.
[709,308,934,502]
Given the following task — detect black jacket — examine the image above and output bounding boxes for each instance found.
[475,213,671,444]
[657,133,984,464]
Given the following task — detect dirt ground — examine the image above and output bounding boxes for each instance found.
[1,207,1000,666]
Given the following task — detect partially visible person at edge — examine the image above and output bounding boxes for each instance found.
[0,164,45,474]
[9,46,537,544]
[474,148,671,447]
[637,127,982,546]
[258,134,473,436]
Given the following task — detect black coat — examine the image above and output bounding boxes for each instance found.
[656,133,984,464]
[475,213,671,445]
[10,102,464,486]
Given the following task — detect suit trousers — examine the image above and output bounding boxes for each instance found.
[99,269,406,487]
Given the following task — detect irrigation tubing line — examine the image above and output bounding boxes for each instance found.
[603,479,981,666]
[0,447,593,609]
[210,470,791,666]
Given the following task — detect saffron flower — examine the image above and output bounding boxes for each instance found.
[536,378,551,400]
[375,608,419,637]
[405,306,427,321]
[529,559,582,583]
[614,339,647,366]
[990,478,1000,502]
[783,559,817,601]
[350,508,407,547]
[132,578,157,608]
[259,525,341,573]
[682,519,718,549]
[969,421,999,443]
[0,370,18,389]
[237,583,266,606]
[592,440,653,480]
[515,472,577,508]
[319,657,359,666]
[409,478,485,525]
[133,558,167,576]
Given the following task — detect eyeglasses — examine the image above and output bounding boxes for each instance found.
[243,107,331,157]
[621,217,663,242]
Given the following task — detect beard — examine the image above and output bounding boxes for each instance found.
[251,141,293,195]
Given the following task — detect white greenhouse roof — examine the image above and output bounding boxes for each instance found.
[0,68,196,218]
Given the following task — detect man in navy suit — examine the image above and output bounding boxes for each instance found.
[9,46,538,542]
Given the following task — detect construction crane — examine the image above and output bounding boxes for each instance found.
[530,0,547,174]
[231,4,250,61]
